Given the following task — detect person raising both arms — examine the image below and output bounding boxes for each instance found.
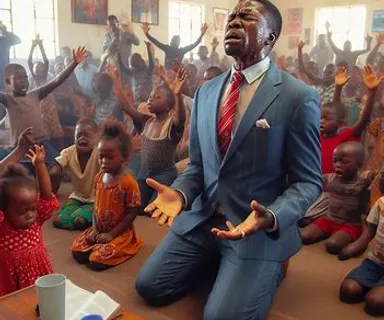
[326,21,373,68]
[142,21,208,69]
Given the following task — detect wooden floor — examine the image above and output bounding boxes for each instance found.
[42,183,378,320]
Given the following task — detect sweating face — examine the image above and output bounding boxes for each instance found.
[224,0,273,62]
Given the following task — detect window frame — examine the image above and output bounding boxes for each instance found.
[0,0,57,59]
[314,5,367,51]
[168,1,205,53]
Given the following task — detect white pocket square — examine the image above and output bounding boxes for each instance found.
[255,119,271,129]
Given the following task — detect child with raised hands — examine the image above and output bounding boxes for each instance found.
[0,145,60,296]
[299,66,382,226]
[0,46,88,163]
[105,65,187,212]
[320,65,383,174]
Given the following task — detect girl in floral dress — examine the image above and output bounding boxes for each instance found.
[71,120,143,271]
[0,145,60,297]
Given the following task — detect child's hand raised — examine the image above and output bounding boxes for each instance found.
[201,23,208,35]
[72,46,88,64]
[105,64,119,80]
[363,65,384,90]
[27,145,46,166]
[335,67,350,87]
[167,66,188,96]
[298,40,305,50]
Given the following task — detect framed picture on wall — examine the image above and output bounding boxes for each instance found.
[132,0,159,26]
[372,10,384,32]
[213,8,229,35]
[71,0,108,25]
[286,8,303,34]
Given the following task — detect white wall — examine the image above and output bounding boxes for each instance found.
[271,0,384,59]
[55,0,234,61]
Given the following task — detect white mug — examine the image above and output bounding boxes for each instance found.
[36,274,66,320]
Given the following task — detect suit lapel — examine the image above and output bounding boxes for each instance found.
[209,71,231,163]
[222,64,282,166]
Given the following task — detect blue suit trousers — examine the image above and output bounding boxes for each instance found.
[136,215,284,320]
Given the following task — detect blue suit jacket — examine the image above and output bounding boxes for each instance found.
[171,63,322,261]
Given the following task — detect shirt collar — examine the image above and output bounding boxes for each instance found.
[231,57,270,84]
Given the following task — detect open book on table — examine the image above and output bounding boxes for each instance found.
[65,280,123,320]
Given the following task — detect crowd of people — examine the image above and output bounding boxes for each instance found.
[0,0,384,318]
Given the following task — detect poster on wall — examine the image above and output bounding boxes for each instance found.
[372,10,384,32]
[132,0,159,26]
[71,0,108,25]
[286,8,303,34]
[288,36,300,50]
[213,8,229,35]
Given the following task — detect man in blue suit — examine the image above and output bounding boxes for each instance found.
[136,0,322,319]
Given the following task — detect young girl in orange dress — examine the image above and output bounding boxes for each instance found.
[0,145,60,296]
[71,120,143,271]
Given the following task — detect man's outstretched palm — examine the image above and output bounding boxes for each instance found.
[144,178,184,227]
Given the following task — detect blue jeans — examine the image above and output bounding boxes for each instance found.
[136,215,284,320]
[137,166,178,210]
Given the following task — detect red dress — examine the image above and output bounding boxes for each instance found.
[321,128,360,174]
[0,195,60,297]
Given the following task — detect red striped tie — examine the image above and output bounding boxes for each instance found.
[217,71,244,156]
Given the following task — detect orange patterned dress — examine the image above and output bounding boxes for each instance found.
[71,172,143,266]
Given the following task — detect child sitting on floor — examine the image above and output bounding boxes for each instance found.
[339,167,384,316]
[300,142,375,256]
[50,119,99,231]
[0,47,87,163]
[106,65,187,212]
[0,145,60,297]
[71,120,143,271]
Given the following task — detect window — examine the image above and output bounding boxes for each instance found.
[0,0,56,59]
[169,1,204,52]
[315,6,367,51]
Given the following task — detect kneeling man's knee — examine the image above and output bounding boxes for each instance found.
[135,272,156,303]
